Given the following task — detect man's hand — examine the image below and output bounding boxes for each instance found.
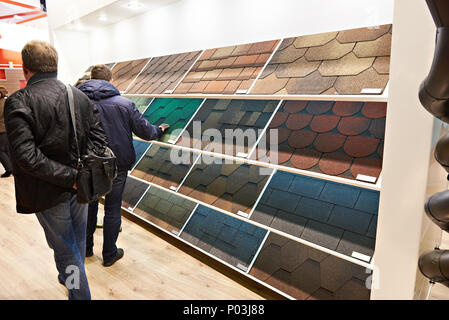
[159,123,170,133]
[73,183,77,190]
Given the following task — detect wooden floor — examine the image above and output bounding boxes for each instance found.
[0,171,267,300]
[429,232,449,300]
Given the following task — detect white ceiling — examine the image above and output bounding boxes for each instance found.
[62,0,180,31]
[0,0,47,29]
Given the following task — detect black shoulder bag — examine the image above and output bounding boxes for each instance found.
[66,84,117,204]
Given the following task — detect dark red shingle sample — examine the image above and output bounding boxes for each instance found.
[252,100,386,182]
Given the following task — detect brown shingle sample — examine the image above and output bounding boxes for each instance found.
[251,100,387,182]
[174,40,279,94]
[178,155,273,215]
[111,58,149,92]
[0,68,25,95]
[249,233,371,300]
[251,24,392,95]
[126,51,201,94]
[133,186,197,234]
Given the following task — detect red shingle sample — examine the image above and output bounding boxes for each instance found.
[174,40,279,94]
[251,100,387,182]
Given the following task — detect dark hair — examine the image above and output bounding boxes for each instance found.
[21,40,58,73]
[91,64,112,81]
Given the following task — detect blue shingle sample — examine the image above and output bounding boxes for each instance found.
[181,205,267,269]
[251,172,380,260]
[132,140,151,168]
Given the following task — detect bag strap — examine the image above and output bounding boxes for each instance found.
[65,84,81,165]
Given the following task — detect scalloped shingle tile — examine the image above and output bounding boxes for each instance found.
[122,176,149,210]
[251,100,387,182]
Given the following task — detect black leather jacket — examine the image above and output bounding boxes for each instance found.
[5,72,107,213]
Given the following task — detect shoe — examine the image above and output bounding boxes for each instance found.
[86,249,93,258]
[103,248,124,267]
[1,171,11,178]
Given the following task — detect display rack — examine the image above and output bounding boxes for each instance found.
[80,24,391,300]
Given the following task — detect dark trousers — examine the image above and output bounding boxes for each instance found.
[86,170,127,261]
[36,194,91,300]
[0,133,12,173]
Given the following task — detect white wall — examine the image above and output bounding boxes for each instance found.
[88,0,394,63]
[0,23,48,52]
[370,0,438,299]
[47,0,394,82]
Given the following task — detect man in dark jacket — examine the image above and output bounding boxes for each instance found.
[5,41,107,300]
[77,64,168,267]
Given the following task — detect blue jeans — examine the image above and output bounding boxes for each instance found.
[87,170,127,261]
[36,194,91,300]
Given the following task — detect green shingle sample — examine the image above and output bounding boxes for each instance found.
[143,98,204,143]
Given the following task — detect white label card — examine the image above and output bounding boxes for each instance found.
[236,264,248,272]
[236,89,248,94]
[237,211,249,218]
[165,89,174,94]
[236,152,248,158]
[361,88,382,94]
[169,186,178,191]
[171,230,180,236]
[356,174,377,183]
[352,251,371,262]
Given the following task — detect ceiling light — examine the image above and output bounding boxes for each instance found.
[125,1,144,10]
[98,14,108,22]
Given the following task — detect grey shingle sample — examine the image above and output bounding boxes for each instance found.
[122,176,149,210]
[250,171,379,259]
[133,186,197,234]
[249,233,371,300]
[180,205,267,269]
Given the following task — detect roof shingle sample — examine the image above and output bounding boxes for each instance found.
[249,233,371,300]
[251,100,386,182]
[174,40,279,94]
[122,176,149,210]
[178,155,273,215]
[251,25,392,95]
[127,96,153,113]
[133,186,197,234]
[132,140,151,168]
[126,51,201,94]
[142,98,204,143]
[0,68,25,95]
[131,144,199,190]
[251,171,379,259]
[180,205,267,270]
[111,58,149,92]
[176,99,279,156]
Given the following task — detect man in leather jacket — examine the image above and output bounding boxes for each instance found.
[4,41,108,300]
